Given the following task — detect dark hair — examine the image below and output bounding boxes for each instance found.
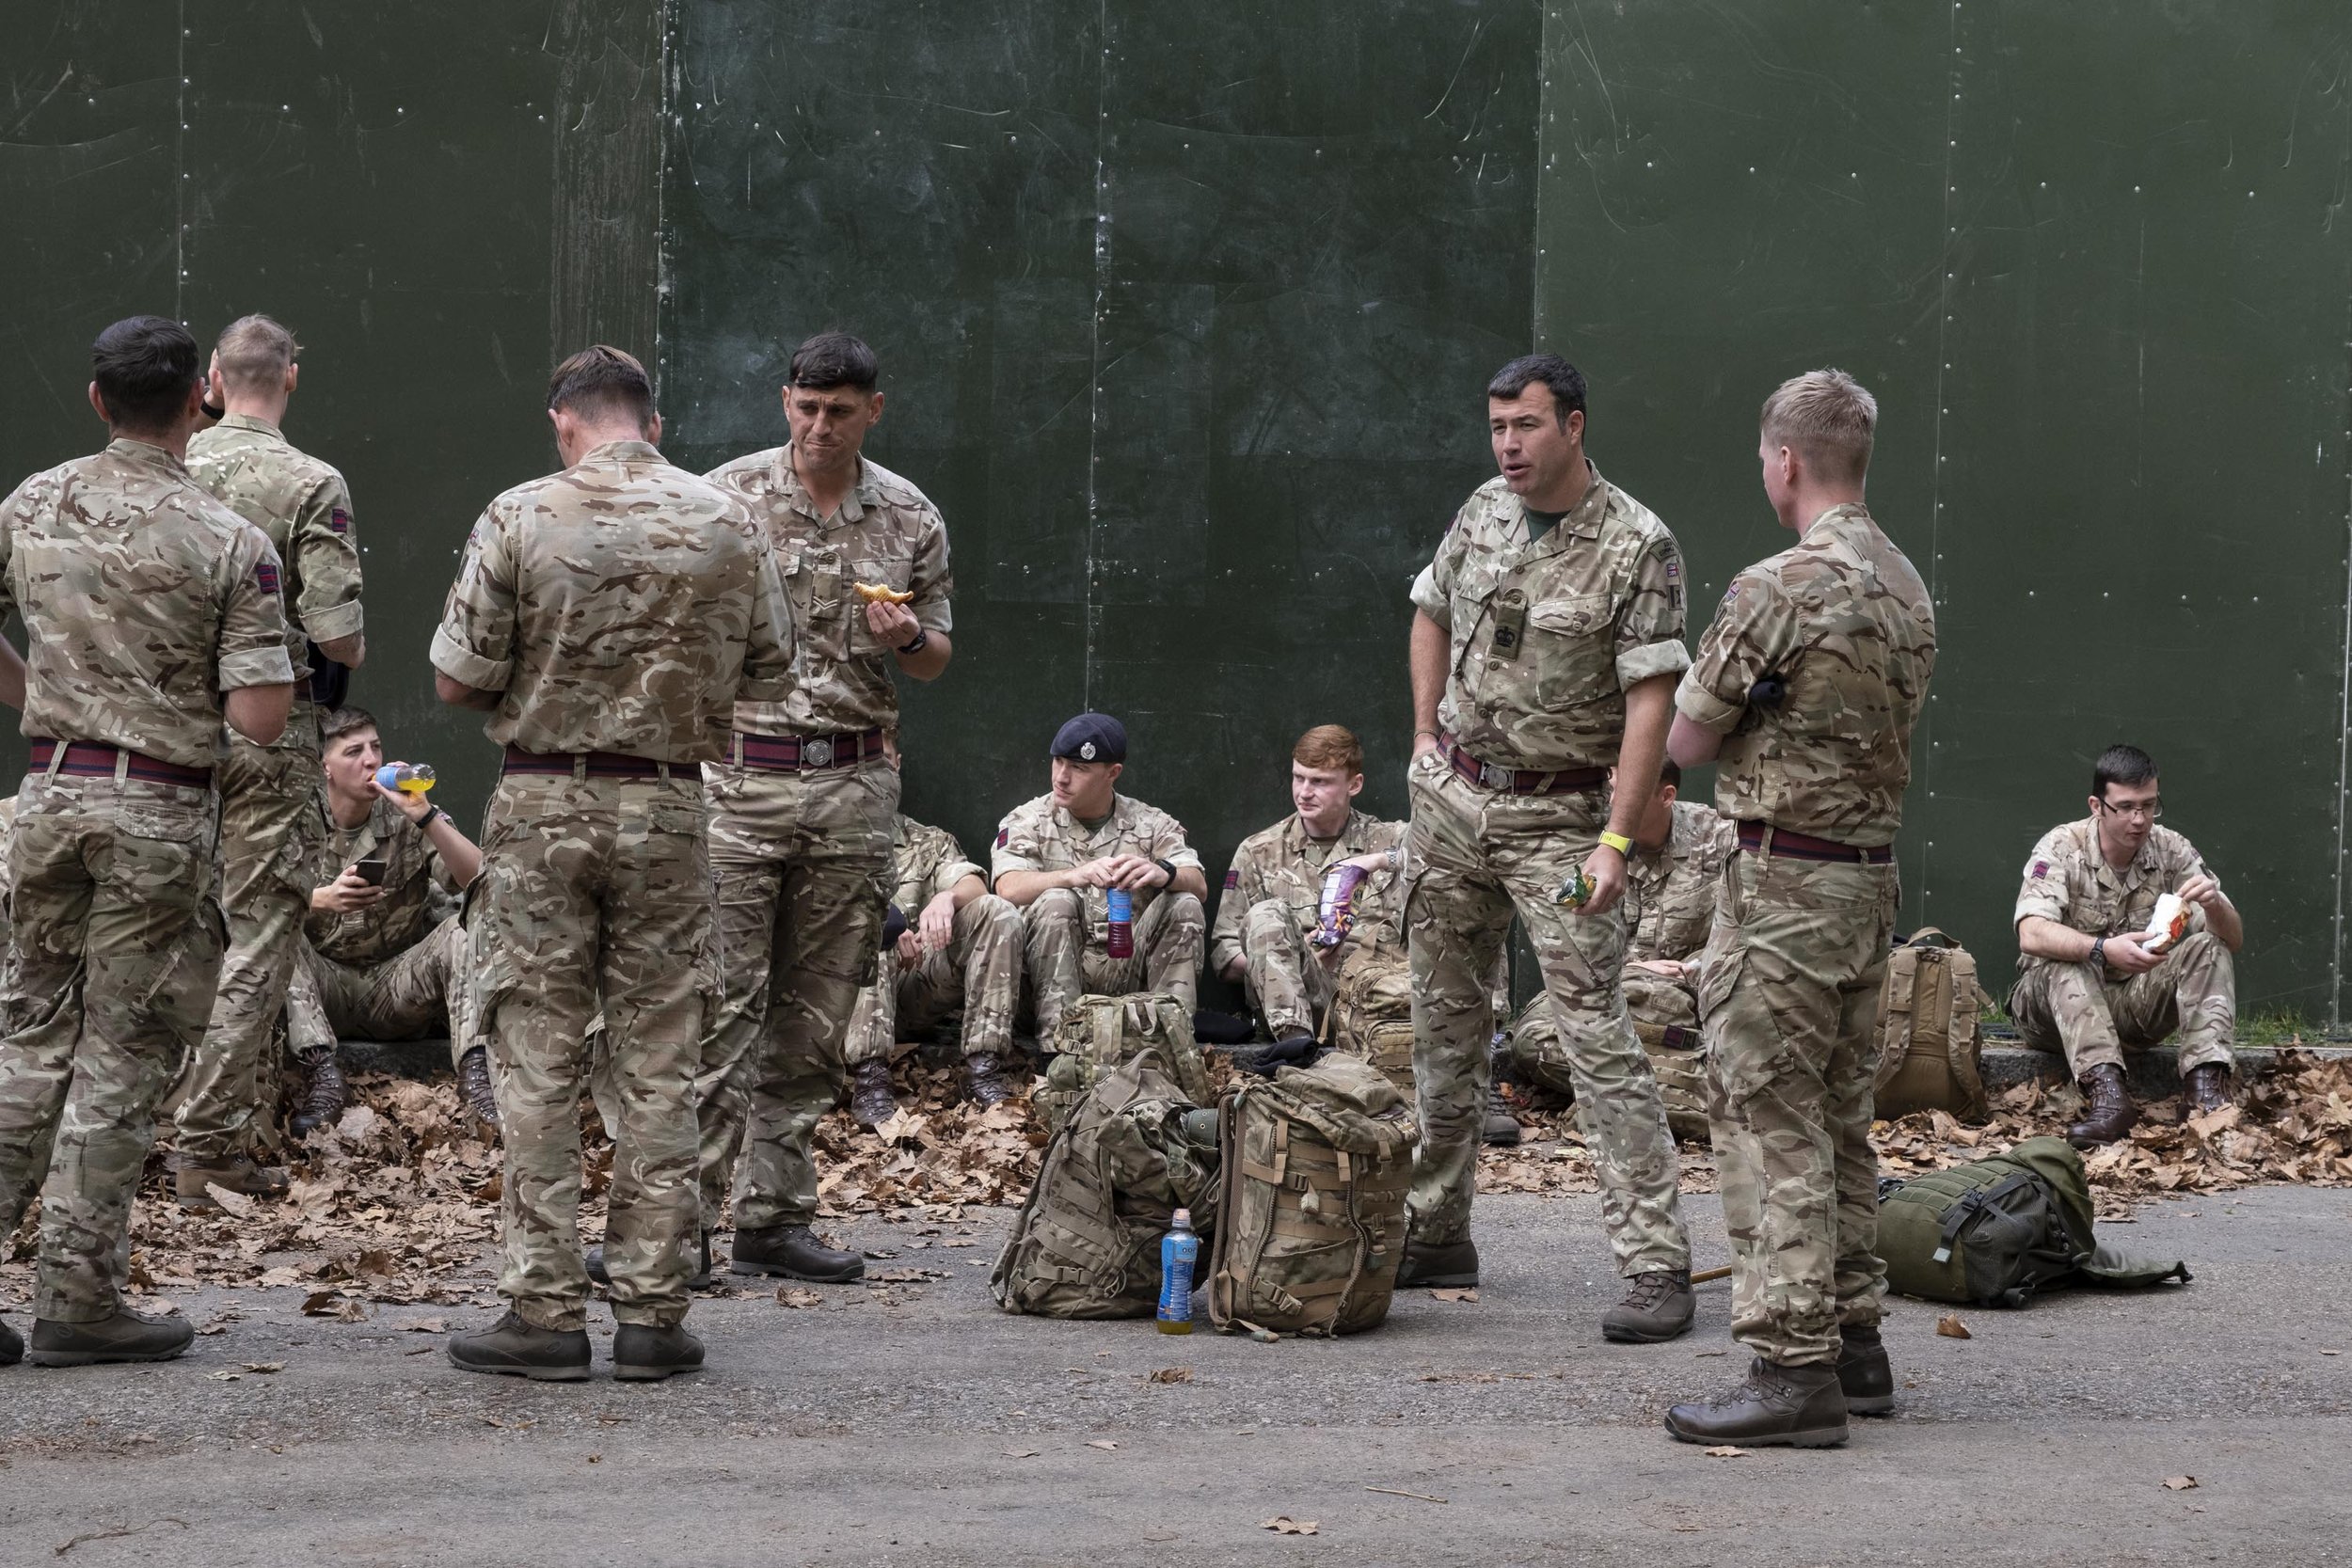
[91,315,199,432]
[787,331,878,392]
[2092,744,2158,800]
[1486,353,1586,430]
[1658,760,1682,791]
[320,706,378,746]
[547,344,655,433]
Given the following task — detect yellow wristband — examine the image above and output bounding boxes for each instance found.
[1598,831,1634,856]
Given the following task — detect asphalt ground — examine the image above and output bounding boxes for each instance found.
[3,1186,2347,1567]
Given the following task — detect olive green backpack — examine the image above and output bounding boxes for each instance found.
[1880,1135,2190,1307]
[1036,991,1213,1137]
[991,1053,1219,1319]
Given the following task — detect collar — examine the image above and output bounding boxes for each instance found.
[774,444,874,529]
[1506,460,1612,563]
[103,436,186,474]
[1282,809,1371,856]
[215,412,284,440]
[2076,816,2153,891]
[1054,795,1125,839]
[580,438,661,467]
[1802,500,1874,541]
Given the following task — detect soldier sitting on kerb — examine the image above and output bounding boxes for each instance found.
[2010,743,2244,1148]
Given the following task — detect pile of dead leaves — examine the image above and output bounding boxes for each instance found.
[814,1060,1046,1213]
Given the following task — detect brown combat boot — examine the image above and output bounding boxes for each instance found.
[612,1322,706,1382]
[28,1307,196,1367]
[849,1058,899,1130]
[2066,1063,2139,1148]
[174,1155,289,1209]
[457,1046,501,1137]
[1396,1235,1479,1289]
[0,1313,21,1367]
[964,1052,1017,1108]
[2185,1062,2232,1114]
[446,1310,590,1382]
[1836,1323,1895,1415]
[1665,1357,1849,1448]
[1602,1268,1695,1343]
[288,1048,347,1138]
[729,1224,865,1283]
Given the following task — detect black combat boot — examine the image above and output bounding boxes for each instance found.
[963,1052,1018,1108]
[1,1313,23,1367]
[1836,1323,1895,1415]
[1484,1037,1522,1146]
[457,1046,501,1136]
[28,1308,196,1367]
[1603,1269,1695,1342]
[729,1224,865,1283]
[849,1058,899,1129]
[612,1322,706,1382]
[2066,1063,2139,1148]
[2185,1062,2232,1114]
[289,1048,347,1137]
[587,1230,713,1291]
[1396,1235,1479,1289]
[445,1310,591,1381]
[1664,1357,1849,1448]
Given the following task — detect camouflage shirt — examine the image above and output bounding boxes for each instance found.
[1409,464,1692,772]
[1625,800,1737,965]
[992,792,1204,936]
[1676,503,1936,847]
[887,814,987,913]
[305,796,460,967]
[430,439,796,762]
[186,413,365,747]
[1209,809,1406,976]
[0,438,294,768]
[2012,818,2212,977]
[703,445,951,737]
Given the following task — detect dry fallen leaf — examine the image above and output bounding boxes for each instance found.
[204,1184,260,1219]
[776,1288,825,1309]
[1146,1367,1194,1385]
[2164,1476,2200,1491]
[1936,1313,1972,1339]
[1086,1439,1120,1450]
[241,1362,284,1373]
[1703,1446,1750,1458]
[1262,1517,1319,1535]
[1001,1448,1040,1459]
[1429,1288,1479,1304]
[399,1317,449,1334]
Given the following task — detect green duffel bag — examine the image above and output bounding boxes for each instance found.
[1880,1135,2191,1307]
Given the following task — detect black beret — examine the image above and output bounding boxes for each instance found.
[1050,712,1127,764]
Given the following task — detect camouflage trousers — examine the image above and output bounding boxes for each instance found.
[1403,753,1688,1274]
[1021,888,1203,1037]
[174,736,327,1159]
[0,770,219,1322]
[470,772,710,1333]
[1238,898,1331,1038]
[285,914,474,1073]
[1701,846,1899,1367]
[1509,967,1699,1098]
[2008,932,2235,1079]
[844,893,1023,1067]
[692,760,894,1233]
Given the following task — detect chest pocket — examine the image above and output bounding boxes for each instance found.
[783,546,849,662]
[844,549,915,656]
[1525,593,1616,708]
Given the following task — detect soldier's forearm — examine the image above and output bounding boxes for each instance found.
[1408,610,1447,739]
[1666,711,1723,768]
[2017,915,2095,963]
[0,638,24,710]
[1609,675,1676,835]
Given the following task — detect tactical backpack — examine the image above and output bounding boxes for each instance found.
[991,1054,1219,1319]
[1873,927,1993,1121]
[1037,991,1213,1137]
[1207,1054,1415,1338]
[1321,942,1416,1104]
[1879,1135,2190,1307]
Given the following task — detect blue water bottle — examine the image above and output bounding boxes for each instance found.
[1156,1208,1199,1334]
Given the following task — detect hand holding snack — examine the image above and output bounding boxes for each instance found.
[853,581,914,604]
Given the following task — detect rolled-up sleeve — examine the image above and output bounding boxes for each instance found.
[2012,829,2072,927]
[1614,536,1692,689]
[909,504,954,635]
[1410,512,1468,626]
[429,508,517,694]
[217,526,298,690]
[291,473,365,643]
[1676,568,1792,735]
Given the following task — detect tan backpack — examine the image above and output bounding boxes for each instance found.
[1037,992,1212,1137]
[1873,928,1993,1122]
[1321,942,1416,1104]
[1207,1054,1414,1338]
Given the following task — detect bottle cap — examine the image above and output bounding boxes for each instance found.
[1170,1208,1192,1228]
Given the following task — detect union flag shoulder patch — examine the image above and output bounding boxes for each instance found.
[328,507,351,534]
[255,561,280,596]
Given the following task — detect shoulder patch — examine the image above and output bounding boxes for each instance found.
[256,560,280,596]
[994,828,1009,848]
[329,507,351,534]
[1222,868,1239,890]
[2028,859,2050,879]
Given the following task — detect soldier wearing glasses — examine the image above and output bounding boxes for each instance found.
[2010,743,2244,1147]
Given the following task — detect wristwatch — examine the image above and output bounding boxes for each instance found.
[1154,857,1179,888]
[2090,936,2108,969]
[897,626,930,656]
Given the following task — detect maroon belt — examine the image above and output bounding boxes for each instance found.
[29,739,212,789]
[1438,733,1605,797]
[501,747,675,780]
[726,729,889,772]
[1737,821,1894,864]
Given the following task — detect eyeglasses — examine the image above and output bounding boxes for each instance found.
[2094,798,2163,821]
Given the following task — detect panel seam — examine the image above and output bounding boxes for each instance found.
[1918,2,1962,927]
[1083,0,1109,711]
[2333,277,2352,1029]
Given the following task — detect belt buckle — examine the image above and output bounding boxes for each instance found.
[1479,761,1513,790]
[803,736,834,768]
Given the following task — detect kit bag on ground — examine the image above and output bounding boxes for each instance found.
[1874,927,1993,1121]
[1879,1134,2191,1307]
[1037,991,1212,1137]
[991,1053,1219,1319]
[1208,1053,1415,1337]
[1321,942,1416,1103]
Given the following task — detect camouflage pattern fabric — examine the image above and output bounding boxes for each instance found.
[1408,464,1692,773]
[1404,763,1691,1275]
[843,816,1015,1068]
[430,437,796,762]
[2009,817,2233,1074]
[1626,800,1737,968]
[1210,810,1404,1037]
[0,773,220,1321]
[1036,992,1212,1138]
[0,438,294,766]
[285,913,473,1073]
[0,795,18,968]
[185,412,366,750]
[304,795,461,969]
[704,445,952,736]
[691,762,896,1233]
[470,773,711,1331]
[993,792,1205,1031]
[1676,502,1937,847]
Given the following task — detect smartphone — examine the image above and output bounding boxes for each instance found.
[354,858,389,887]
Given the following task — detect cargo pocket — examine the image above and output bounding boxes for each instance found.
[1693,929,1782,1109]
[1527,594,1615,709]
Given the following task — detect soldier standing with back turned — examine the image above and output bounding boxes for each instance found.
[1663,370,1936,1448]
[433,346,793,1381]
[0,316,294,1367]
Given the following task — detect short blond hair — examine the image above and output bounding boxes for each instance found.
[1760,369,1875,485]
[1292,724,1363,775]
[215,313,300,393]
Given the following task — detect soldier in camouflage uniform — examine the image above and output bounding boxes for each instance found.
[2010,743,2244,1147]
[434,346,792,1382]
[173,316,366,1206]
[1663,370,1936,1448]
[280,706,493,1137]
[0,316,294,1368]
[993,714,1208,1035]
[688,333,954,1290]
[1400,355,1695,1341]
[841,812,1024,1126]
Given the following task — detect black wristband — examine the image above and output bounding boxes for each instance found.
[896,626,930,656]
[418,804,443,830]
[1154,858,1179,888]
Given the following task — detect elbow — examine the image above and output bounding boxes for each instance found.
[226,684,294,746]
[436,672,493,710]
